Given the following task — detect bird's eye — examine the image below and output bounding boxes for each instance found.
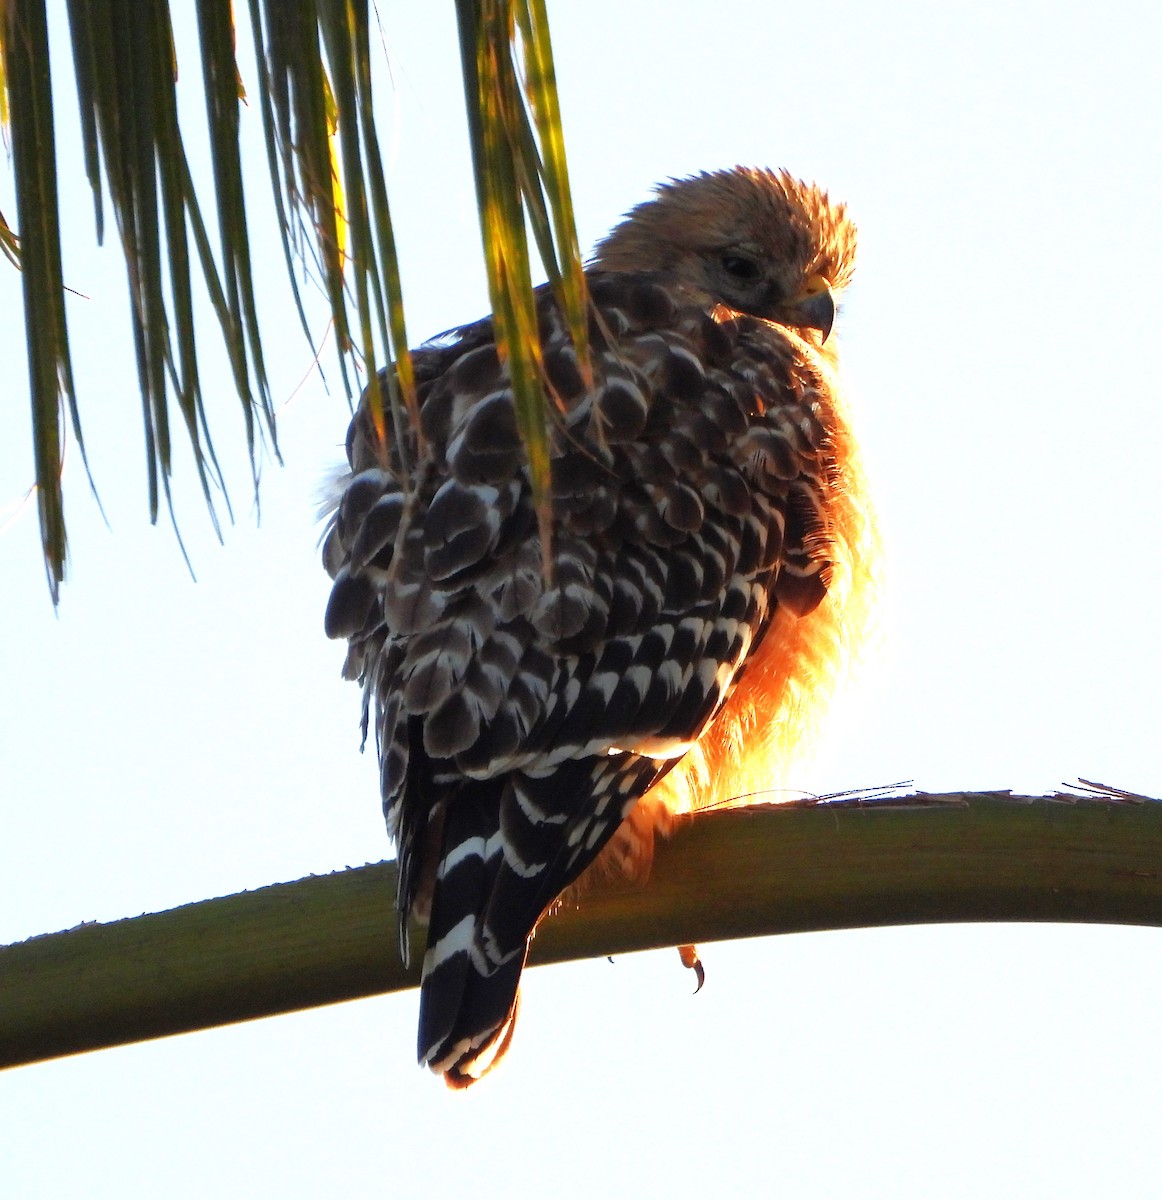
[719,253,762,282]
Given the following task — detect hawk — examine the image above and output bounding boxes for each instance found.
[323,167,877,1086]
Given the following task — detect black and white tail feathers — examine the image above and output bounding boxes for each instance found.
[414,787,525,1085]
[407,752,666,1084]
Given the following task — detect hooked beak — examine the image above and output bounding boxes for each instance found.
[780,273,835,343]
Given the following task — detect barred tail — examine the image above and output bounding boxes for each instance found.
[415,798,530,1086]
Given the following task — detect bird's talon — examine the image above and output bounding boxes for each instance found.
[678,943,705,993]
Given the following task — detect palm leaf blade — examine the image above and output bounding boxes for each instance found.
[2,0,78,600]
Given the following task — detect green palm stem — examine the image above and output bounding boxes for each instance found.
[2,791,1159,1071]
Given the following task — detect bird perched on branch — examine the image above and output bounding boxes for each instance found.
[322,167,877,1086]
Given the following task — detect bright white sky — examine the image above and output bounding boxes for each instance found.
[3,2,1162,1196]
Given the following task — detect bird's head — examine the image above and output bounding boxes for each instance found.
[592,167,857,342]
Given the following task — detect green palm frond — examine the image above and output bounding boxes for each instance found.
[2,0,78,602]
[1,0,584,600]
[456,0,588,565]
[66,0,240,545]
[517,0,589,379]
[0,207,18,266]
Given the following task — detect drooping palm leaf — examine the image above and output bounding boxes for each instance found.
[455,0,590,566]
[2,0,79,602]
[0,206,18,267]
[66,0,239,545]
[195,0,278,479]
[315,0,417,470]
[2,0,586,599]
[516,0,590,383]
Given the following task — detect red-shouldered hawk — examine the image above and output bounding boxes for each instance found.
[323,167,877,1086]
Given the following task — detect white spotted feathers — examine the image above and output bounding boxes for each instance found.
[322,167,875,1087]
